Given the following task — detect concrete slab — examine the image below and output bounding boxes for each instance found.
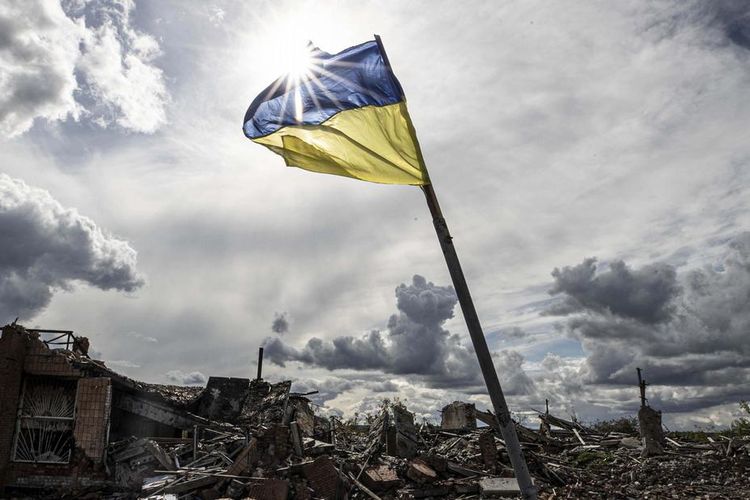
[479,477,522,498]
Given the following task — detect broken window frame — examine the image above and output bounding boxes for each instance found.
[12,376,77,465]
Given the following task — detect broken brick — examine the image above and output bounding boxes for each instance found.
[406,458,438,484]
[361,464,400,492]
[303,456,341,499]
[478,430,497,472]
[245,478,289,500]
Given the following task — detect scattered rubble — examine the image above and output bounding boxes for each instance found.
[103,398,749,499]
[1,323,749,499]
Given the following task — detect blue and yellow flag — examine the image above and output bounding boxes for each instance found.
[243,38,429,185]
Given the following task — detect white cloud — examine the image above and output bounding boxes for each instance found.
[0,0,167,136]
[0,1,83,136]
[166,370,207,386]
[74,0,168,133]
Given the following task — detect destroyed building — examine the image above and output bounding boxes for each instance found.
[0,323,319,496]
[1,322,748,499]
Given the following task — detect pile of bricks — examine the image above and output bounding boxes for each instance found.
[3,322,748,499]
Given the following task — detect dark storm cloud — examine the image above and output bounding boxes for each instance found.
[264,275,468,380]
[548,258,679,323]
[0,174,143,321]
[264,275,535,394]
[646,384,750,414]
[271,312,289,334]
[703,0,750,50]
[546,234,750,412]
[264,276,479,388]
[263,331,390,371]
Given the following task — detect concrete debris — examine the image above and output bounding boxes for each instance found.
[638,405,665,458]
[441,401,477,431]
[1,322,749,499]
[361,464,400,492]
[406,458,438,484]
[479,477,523,498]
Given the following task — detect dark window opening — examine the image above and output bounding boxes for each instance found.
[12,377,77,464]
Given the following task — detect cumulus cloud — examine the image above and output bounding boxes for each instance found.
[271,312,289,334]
[0,0,167,136]
[493,349,536,396]
[701,0,750,51]
[69,0,168,133]
[548,258,679,323]
[0,1,83,136]
[166,369,207,386]
[0,173,143,321]
[264,275,482,388]
[265,275,535,394]
[545,234,750,413]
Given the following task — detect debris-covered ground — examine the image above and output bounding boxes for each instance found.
[1,324,746,499]
[54,390,750,499]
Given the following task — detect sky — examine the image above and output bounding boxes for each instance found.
[1,0,750,430]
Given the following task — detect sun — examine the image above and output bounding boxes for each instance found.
[237,3,360,123]
[240,1,348,83]
[285,43,316,82]
[281,43,318,122]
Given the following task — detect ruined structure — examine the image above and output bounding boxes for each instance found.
[365,401,420,459]
[1,323,747,499]
[441,401,477,431]
[0,323,314,496]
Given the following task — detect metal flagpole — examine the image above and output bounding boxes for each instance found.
[421,183,537,499]
[374,33,534,497]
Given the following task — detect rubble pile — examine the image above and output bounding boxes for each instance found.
[100,396,750,499]
[1,325,747,499]
[528,414,750,499]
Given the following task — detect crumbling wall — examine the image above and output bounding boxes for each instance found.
[385,404,419,458]
[194,376,250,423]
[0,326,134,492]
[638,406,665,457]
[0,325,28,487]
[24,338,82,378]
[441,401,477,430]
[240,380,291,427]
[288,396,315,436]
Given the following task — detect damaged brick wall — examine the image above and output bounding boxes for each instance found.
[24,339,82,377]
[0,326,28,486]
[0,326,111,492]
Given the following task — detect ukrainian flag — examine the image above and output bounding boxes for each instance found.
[243,37,429,185]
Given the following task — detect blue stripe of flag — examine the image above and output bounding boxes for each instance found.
[243,40,404,139]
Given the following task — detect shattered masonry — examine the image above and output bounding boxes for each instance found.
[0,323,748,499]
